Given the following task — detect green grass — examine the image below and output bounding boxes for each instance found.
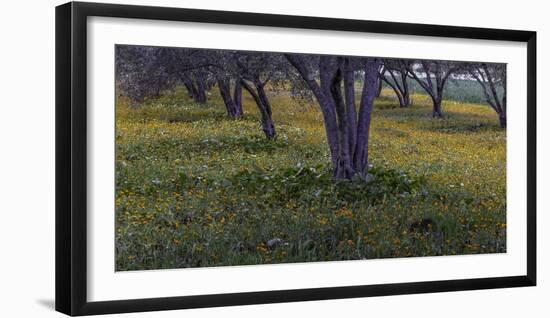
[115,87,506,271]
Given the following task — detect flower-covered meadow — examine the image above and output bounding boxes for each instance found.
[115,87,506,271]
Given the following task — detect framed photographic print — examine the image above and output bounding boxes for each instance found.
[55,1,536,316]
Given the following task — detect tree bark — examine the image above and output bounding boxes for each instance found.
[353,59,380,175]
[285,54,340,167]
[500,92,507,129]
[499,113,507,128]
[332,59,355,179]
[286,54,380,179]
[400,72,410,107]
[218,78,241,118]
[255,81,276,139]
[380,68,410,108]
[233,79,243,117]
[406,61,456,118]
[376,76,383,97]
[241,80,276,139]
[183,81,194,99]
[432,96,444,118]
[343,58,357,159]
[470,65,506,129]
[194,79,207,104]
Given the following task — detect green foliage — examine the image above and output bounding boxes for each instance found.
[115,88,506,271]
[230,164,425,205]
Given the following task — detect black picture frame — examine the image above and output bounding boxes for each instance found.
[55,1,537,316]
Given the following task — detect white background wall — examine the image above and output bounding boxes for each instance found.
[0,0,546,316]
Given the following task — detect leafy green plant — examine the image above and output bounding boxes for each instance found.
[114,86,506,271]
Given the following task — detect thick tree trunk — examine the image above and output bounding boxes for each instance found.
[293,55,341,168]
[343,59,357,159]
[286,54,380,179]
[319,56,341,169]
[320,108,341,169]
[353,59,380,175]
[331,64,355,180]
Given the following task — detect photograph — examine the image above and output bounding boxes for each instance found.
[114,45,507,271]
[0,0,544,316]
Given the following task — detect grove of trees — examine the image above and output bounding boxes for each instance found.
[116,45,507,179]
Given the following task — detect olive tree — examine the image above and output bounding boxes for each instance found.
[406,60,460,118]
[232,52,289,139]
[286,54,381,179]
[379,59,412,107]
[468,63,507,128]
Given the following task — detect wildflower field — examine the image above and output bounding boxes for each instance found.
[115,87,506,271]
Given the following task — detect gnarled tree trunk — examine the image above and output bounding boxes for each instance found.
[182,76,207,104]
[286,54,381,179]
[352,59,380,176]
[218,78,242,118]
[380,68,411,108]
[406,61,457,119]
[241,79,276,139]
